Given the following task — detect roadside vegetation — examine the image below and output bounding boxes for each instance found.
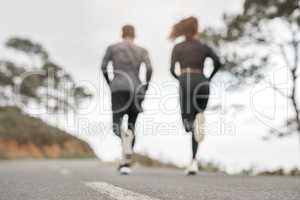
[0,106,95,159]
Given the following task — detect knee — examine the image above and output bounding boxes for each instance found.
[127,123,135,132]
[185,126,193,133]
[182,118,193,132]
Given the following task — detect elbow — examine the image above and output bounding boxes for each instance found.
[147,67,153,77]
[170,66,175,75]
[101,64,108,74]
[148,67,153,75]
[170,69,177,79]
[146,67,153,82]
[215,61,222,71]
[218,62,223,71]
[100,64,105,72]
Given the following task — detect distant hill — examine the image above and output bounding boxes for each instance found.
[0,106,95,159]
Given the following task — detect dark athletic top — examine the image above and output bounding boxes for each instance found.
[170,39,222,80]
[101,40,152,92]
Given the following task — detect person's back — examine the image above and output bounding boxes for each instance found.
[103,41,151,92]
[172,40,220,74]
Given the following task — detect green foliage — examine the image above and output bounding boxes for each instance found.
[0,106,95,159]
[223,0,299,42]
[6,37,49,61]
[0,106,85,147]
[243,0,299,20]
[0,37,93,112]
[203,0,300,139]
[203,0,300,87]
[132,153,178,169]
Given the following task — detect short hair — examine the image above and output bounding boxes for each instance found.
[122,25,135,39]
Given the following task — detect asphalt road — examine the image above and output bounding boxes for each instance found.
[0,159,299,200]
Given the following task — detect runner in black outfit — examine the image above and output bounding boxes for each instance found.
[101,25,153,175]
[170,17,222,175]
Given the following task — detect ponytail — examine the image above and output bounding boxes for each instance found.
[169,17,199,41]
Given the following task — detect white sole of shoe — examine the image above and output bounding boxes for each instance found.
[185,170,198,176]
[119,167,132,175]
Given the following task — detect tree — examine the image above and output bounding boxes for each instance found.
[0,37,92,112]
[6,37,49,62]
[203,1,300,144]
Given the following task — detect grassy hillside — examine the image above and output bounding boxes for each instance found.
[132,153,179,169]
[0,106,95,159]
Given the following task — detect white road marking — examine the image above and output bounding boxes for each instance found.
[59,168,72,175]
[85,182,162,200]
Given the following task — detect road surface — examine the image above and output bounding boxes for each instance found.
[0,159,299,200]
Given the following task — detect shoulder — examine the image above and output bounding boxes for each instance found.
[198,41,213,51]
[108,42,122,49]
[105,42,125,54]
[173,40,192,51]
[105,44,115,52]
[135,44,147,52]
[172,42,184,53]
[134,44,149,55]
[175,41,186,48]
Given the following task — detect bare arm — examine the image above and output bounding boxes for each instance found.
[101,46,112,84]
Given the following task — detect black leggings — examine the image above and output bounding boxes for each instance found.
[179,74,210,158]
[111,89,145,148]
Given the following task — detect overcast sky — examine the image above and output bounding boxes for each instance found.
[0,0,299,172]
[0,0,243,81]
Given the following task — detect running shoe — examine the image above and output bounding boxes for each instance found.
[185,159,199,175]
[118,163,132,175]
